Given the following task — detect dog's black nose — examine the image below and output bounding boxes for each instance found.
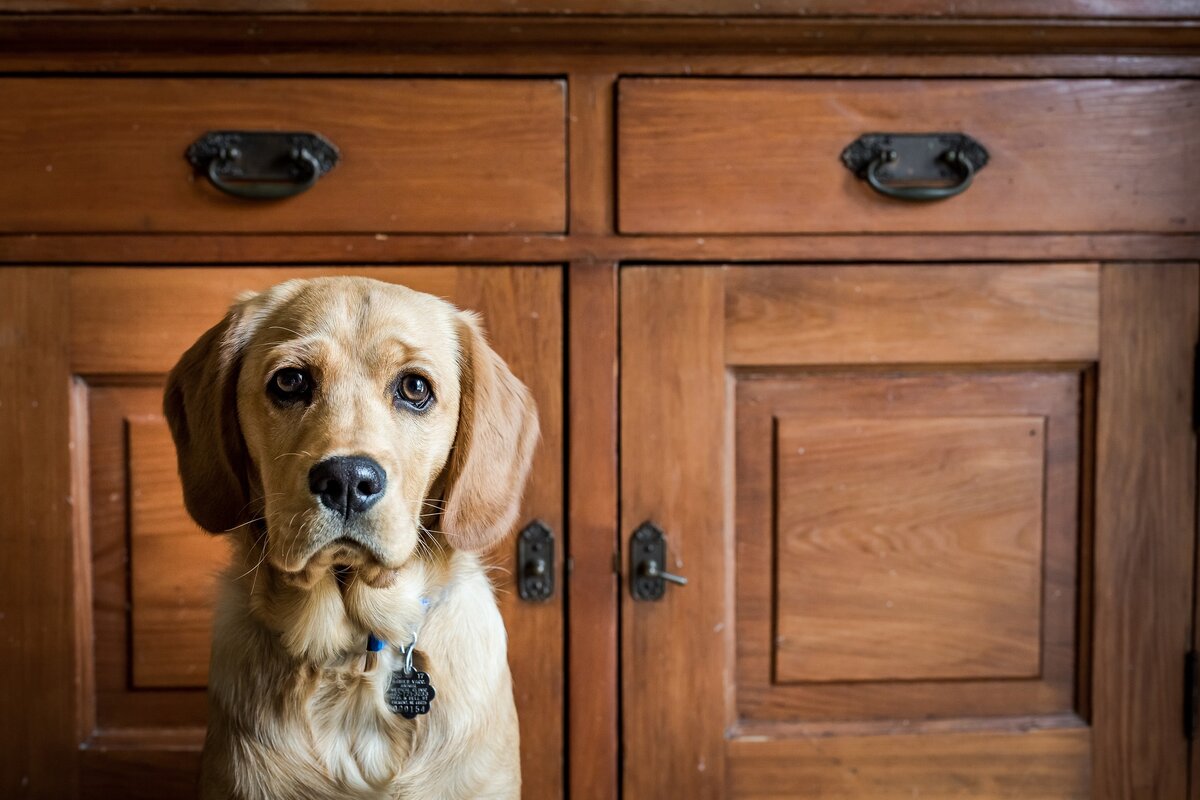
[308,456,387,518]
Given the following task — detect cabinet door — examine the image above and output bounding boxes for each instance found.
[0,266,563,799]
[621,264,1197,799]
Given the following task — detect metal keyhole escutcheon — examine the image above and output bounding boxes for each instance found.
[630,521,687,601]
[517,520,555,602]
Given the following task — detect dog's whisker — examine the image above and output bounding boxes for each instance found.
[234,540,270,582]
[221,515,267,533]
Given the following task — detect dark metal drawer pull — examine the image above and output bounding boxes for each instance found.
[841,132,988,202]
[186,131,340,200]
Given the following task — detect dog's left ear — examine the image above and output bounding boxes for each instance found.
[441,312,540,553]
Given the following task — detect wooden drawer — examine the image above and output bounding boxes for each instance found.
[617,79,1199,234]
[0,78,566,234]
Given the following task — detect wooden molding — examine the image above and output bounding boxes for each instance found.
[1,14,1199,55]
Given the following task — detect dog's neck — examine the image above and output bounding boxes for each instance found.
[233,530,453,668]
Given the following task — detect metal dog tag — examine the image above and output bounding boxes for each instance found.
[385,669,436,719]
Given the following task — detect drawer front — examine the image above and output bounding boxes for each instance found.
[0,78,566,234]
[618,78,1198,234]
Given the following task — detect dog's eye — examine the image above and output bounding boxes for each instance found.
[395,373,433,410]
[268,368,312,404]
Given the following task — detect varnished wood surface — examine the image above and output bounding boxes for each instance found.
[0,270,78,799]
[566,262,619,800]
[620,79,1200,234]
[726,727,1091,799]
[87,384,208,732]
[1093,263,1197,799]
[451,267,567,800]
[80,745,202,800]
[0,15,1198,55]
[69,267,460,374]
[725,263,1100,365]
[0,52,1196,78]
[6,233,1200,265]
[127,419,226,689]
[621,267,730,799]
[0,0,1195,16]
[567,74,616,236]
[736,371,1083,722]
[0,78,566,235]
[618,264,1122,796]
[774,415,1046,683]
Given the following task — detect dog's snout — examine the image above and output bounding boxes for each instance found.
[308,456,387,518]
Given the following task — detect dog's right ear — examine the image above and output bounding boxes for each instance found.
[163,295,259,534]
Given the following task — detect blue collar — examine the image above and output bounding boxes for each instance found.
[365,595,433,652]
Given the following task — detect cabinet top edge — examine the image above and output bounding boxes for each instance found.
[1,13,1199,55]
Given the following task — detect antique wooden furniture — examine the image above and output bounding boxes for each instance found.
[2,4,1198,798]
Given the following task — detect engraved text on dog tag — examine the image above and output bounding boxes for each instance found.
[385,670,436,719]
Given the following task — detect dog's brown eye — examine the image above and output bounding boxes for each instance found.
[396,373,433,410]
[268,368,312,404]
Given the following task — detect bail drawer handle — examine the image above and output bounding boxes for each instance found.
[841,132,989,202]
[185,131,340,200]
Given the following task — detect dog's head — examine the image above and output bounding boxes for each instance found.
[163,277,538,583]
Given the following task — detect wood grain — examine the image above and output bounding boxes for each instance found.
[725,264,1100,365]
[726,727,1091,799]
[0,78,566,234]
[128,417,227,688]
[567,75,616,236]
[0,270,78,798]
[450,267,566,800]
[0,15,1197,57]
[8,232,1200,266]
[0,51,1194,80]
[774,415,1045,683]
[80,730,203,800]
[619,79,1200,234]
[88,384,210,732]
[567,262,619,800]
[1092,262,1197,799]
[71,267,565,798]
[737,370,1082,722]
[621,267,730,799]
[0,1,1193,17]
[69,267,459,374]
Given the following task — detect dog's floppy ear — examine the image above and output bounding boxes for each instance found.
[441,312,540,553]
[163,294,260,534]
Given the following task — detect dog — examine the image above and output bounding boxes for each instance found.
[164,276,538,799]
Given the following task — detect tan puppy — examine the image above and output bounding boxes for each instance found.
[164,277,537,799]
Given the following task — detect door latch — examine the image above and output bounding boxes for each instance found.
[630,521,687,601]
[517,520,554,602]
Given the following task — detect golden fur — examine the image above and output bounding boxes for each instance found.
[164,277,537,799]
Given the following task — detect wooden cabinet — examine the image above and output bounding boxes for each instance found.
[1,8,1198,800]
[621,263,1198,798]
